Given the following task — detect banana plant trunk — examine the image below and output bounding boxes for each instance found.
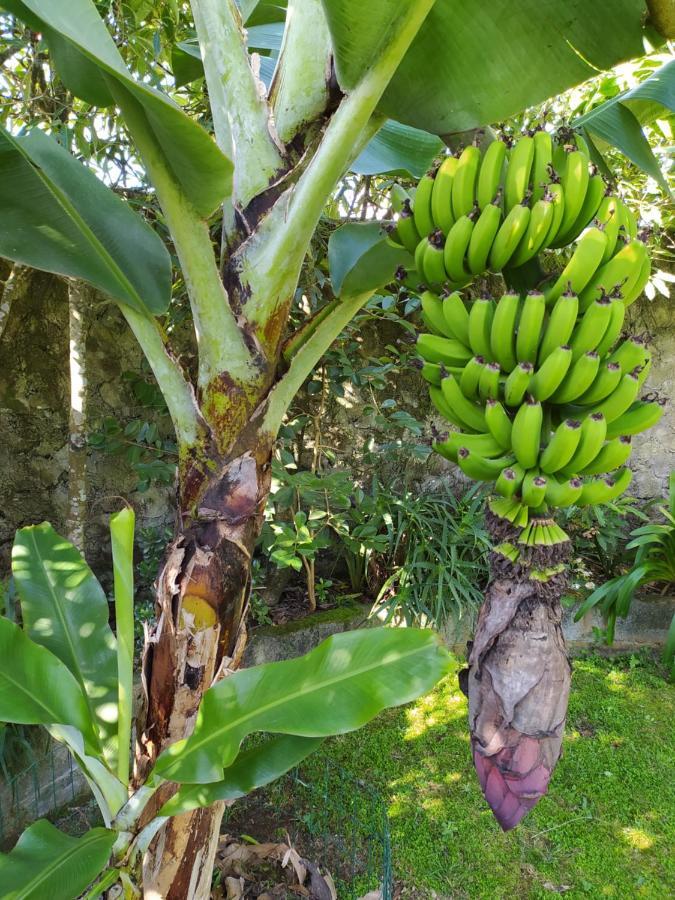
[134,429,273,898]
[462,513,572,830]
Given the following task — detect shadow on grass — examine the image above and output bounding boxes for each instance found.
[228,652,674,899]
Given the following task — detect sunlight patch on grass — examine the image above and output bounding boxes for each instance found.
[620,826,655,850]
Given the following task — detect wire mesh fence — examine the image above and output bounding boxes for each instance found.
[0,738,88,848]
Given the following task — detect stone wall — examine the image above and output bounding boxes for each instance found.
[0,267,172,578]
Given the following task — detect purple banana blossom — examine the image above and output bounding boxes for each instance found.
[466,578,571,830]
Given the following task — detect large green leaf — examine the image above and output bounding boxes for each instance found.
[321,0,646,133]
[0,127,171,314]
[159,735,323,816]
[351,119,443,178]
[12,523,118,755]
[575,59,675,189]
[0,820,115,900]
[154,627,450,783]
[0,0,232,216]
[0,617,100,752]
[110,508,135,785]
[328,221,411,297]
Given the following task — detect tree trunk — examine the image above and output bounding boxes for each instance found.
[135,436,272,898]
[461,513,572,831]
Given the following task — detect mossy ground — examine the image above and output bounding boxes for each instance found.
[233,652,675,899]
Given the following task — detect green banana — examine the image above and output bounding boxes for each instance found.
[417,333,473,366]
[572,129,592,158]
[593,297,626,358]
[390,183,411,214]
[441,373,488,432]
[396,201,422,255]
[456,447,513,482]
[609,337,650,375]
[553,172,605,247]
[576,362,622,405]
[509,192,554,268]
[550,350,600,404]
[617,198,638,240]
[422,232,448,285]
[539,418,582,473]
[496,464,525,499]
[595,195,622,263]
[516,290,546,364]
[587,372,640,423]
[544,475,583,507]
[522,471,548,507]
[478,361,501,400]
[605,401,663,439]
[623,254,651,307]
[563,412,607,472]
[504,135,535,211]
[556,149,590,239]
[485,399,513,449]
[420,290,451,337]
[568,295,613,360]
[578,239,648,312]
[511,396,543,468]
[429,385,465,429]
[530,129,554,203]
[418,362,444,386]
[504,361,534,406]
[414,235,427,278]
[468,297,495,360]
[476,139,507,209]
[579,435,632,475]
[442,291,471,346]
[636,357,652,389]
[543,180,565,247]
[467,196,503,274]
[488,200,530,270]
[434,430,504,462]
[490,291,520,372]
[444,212,477,283]
[545,226,608,305]
[430,155,459,234]
[459,355,486,399]
[577,467,632,506]
[413,171,436,237]
[529,344,573,401]
[452,144,482,220]
[538,289,579,363]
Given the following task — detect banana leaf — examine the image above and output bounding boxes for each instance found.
[0,617,100,754]
[12,524,118,756]
[0,820,115,900]
[0,0,233,216]
[328,221,411,297]
[321,0,646,133]
[0,127,171,314]
[159,734,323,816]
[351,119,443,178]
[154,627,450,784]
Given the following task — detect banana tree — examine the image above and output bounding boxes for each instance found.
[0,0,665,895]
[1,513,450,897]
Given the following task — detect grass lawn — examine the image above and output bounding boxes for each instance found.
[228,652,675,899]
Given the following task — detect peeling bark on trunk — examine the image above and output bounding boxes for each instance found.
[464,576,571,831]
[136,438,272,899]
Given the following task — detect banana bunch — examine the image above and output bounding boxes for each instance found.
[418,279,663,575]
[391,129,649,306]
